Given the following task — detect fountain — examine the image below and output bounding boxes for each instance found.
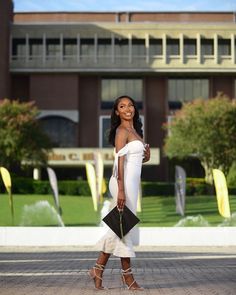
[218,212,236,226]
[174,214,210,227]
[20,200,64,226]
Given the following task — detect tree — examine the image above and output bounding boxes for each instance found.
[164,94,236,183]
[0,99,51,171]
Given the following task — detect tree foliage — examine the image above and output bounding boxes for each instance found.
[164,94,236,183]
[0,99,51,170]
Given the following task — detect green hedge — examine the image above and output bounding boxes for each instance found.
[1,177,236,196]
[142,182,174,196]
[0,178,91,196]
[186,178,214,196]
[58,180,90,196]
[142,179,215,196]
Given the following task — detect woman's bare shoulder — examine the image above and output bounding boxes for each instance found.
[115,126,129,148]
[116,126,129,137]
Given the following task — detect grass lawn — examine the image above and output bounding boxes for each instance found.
[0,194,235,227]
[140,195,236,226]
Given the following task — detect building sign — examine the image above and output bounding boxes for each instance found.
[48,148,160,167]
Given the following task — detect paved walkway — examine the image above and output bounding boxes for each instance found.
[0,246,236,295]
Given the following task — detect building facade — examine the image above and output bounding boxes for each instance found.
[1,0,236,180]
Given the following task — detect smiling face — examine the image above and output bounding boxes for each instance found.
[115,97,135,122]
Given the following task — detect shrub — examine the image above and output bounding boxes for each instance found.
[142,182,175,196]
[58,180,90,196]
[12,177,34,194]
[186,178,214,196]
[227,162,236,187]
[33,180,51,194]
[1,177,235,197]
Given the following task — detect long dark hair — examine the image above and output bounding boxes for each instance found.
[108,95,143,147]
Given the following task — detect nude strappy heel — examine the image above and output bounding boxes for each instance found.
[88,263,107,290]
[121,267,144,291]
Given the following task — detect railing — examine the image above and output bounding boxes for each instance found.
[10,53,236,71]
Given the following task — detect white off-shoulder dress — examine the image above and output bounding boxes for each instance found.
[96,140,145,257]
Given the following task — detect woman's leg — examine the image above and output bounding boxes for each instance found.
[89,251,111,289]
[120,257,143,290]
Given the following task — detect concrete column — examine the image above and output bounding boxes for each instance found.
[94,33,97,63]
[60,33,63,64]
[25,33,29,63]
[196,33,201,64]
[145,33,150,64]
[145,76,168,181]
[128,33,132,63]
[162,34,167,64]
[42,33,46,65]
[214,33,218,64]
[231,33,235,64]
[77,33,80,63]
[78,77,99,147]
[179,33,184,63]
[111,33,115,63]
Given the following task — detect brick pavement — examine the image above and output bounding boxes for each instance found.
[0,246,236,295]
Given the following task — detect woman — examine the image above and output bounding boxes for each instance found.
[89,95,150,290]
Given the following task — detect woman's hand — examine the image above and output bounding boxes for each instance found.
[117,190,126,210]
[143,144,150,163]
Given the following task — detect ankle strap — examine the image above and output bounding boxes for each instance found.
[121,267,132,275]
[94,263,105,270]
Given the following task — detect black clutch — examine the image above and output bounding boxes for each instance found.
[102,205,140,239]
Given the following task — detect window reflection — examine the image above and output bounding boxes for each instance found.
[40,116,77,147]
[168,78,209,105]
[101,78,143,109]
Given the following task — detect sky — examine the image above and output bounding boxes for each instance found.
[13,0,236,12]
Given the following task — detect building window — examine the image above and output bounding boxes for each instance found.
[12,38,26,59]
[98,38,112,57]
[64,38,77,57]
[132,39,146,57]
[40,116,77,147]
[184,39,196,55]
[149,38,162,56]
[167,38,179,55]
[115,38,129,57]
[80,38,94,59]
[168,79,209,108]
[46,38,60,59]
[99,116,111,147]
[29,38,43,59]
[218,39,231,56]
[201,39,214,55]
[99,115,145,147]
[101,78,143,109]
